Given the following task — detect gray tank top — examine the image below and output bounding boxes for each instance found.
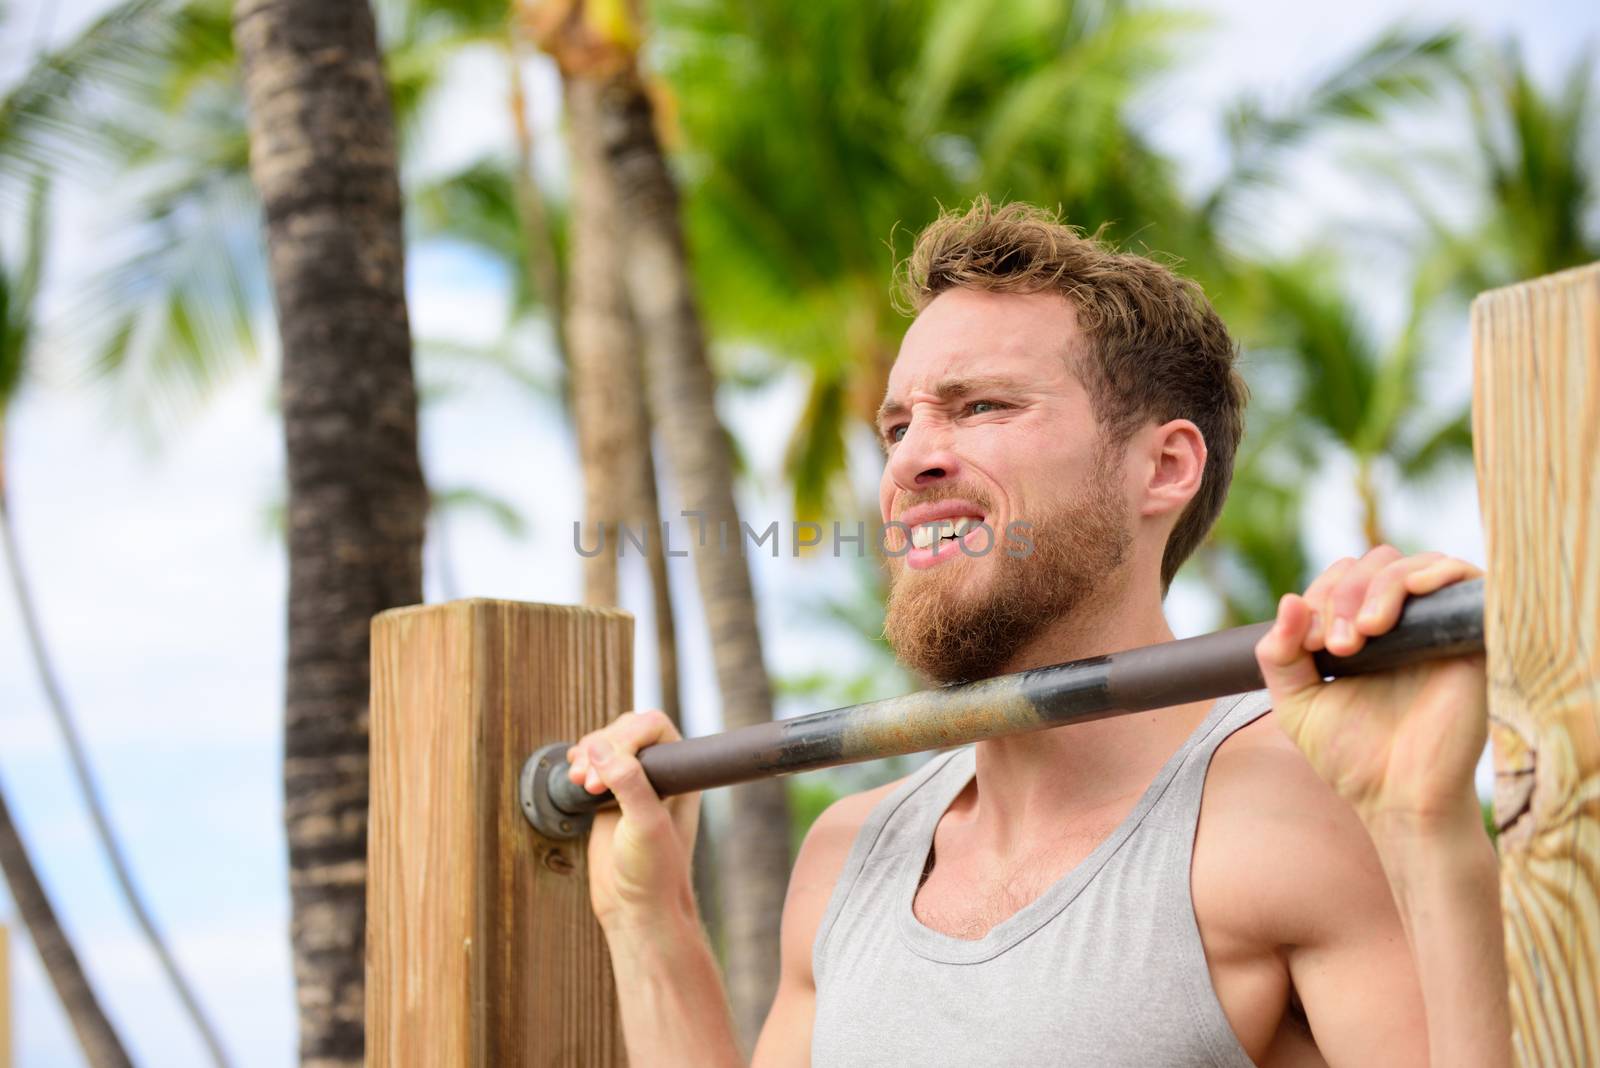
[811,691,1273,1067]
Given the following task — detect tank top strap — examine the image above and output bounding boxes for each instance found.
[812,747,970,982]
[1159,688,1274,817]
[1138,688,1275,883]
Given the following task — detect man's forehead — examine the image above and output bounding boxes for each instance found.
[886,288,1080,386]
[883,327,1081,418]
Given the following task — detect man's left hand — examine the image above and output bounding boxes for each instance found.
[1255,545,1488,834]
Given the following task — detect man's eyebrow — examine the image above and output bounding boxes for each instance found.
[875,375,1030,425]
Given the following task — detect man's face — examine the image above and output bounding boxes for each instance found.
[876,288,1133,683]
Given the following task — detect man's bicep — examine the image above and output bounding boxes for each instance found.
[1278,787,1428,1064]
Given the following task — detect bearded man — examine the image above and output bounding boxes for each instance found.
[564,200,1509,1066]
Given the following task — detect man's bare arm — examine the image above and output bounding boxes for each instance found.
[1362,799,1508,1066]
[566,711,742,1067]
[1257,548,1511,1067]
[568,706,905,1068]
[604,907,744,1067]
[1200,736,1429,1063]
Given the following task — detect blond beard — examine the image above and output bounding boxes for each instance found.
[882,461,1131,685]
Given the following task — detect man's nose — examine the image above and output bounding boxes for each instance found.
[886,414,960,490]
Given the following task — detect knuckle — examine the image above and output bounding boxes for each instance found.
[1374,559,1412,585]
[1331,569,1366,599]
[632,708,680,743]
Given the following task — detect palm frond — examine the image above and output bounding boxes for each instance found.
[1202,25,1463,236]
[0,0,175,191]
[0,177,50,409]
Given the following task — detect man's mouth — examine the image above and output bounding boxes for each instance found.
[906,515,986,570]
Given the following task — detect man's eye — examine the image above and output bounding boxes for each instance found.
[887,424,908,444]
[968,400,1006,415]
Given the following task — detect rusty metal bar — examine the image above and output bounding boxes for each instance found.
[520,579,1485,839]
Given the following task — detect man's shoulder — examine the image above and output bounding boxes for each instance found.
[1194,710,1394,945]
[1204,709,1337,818]
[795,772,911,877]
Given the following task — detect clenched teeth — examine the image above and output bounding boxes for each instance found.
[909,517,981,550]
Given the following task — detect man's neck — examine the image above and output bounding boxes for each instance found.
[957,573,1217,858]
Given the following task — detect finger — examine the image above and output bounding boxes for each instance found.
[1403,556,1483,596]
[571,710,679,785]
[605,709,682,753]
[1354,552,1445,637]
[586,737,671,832]
[1256,594,1324,718]
[581,710,684,793]
[568,738,592,784]
[1302,556,1357,651]
[1325,545,1404,656]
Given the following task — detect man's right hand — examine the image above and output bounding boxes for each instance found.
[566,710,703,932]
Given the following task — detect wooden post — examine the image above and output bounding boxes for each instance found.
[1473,261,1600,1064]
[367,600,632,1066]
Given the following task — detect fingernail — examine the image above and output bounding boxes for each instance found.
[589,739,613,764]
[1330,618,1354,646]
[1307,612,1322,643]
[1357,601,1380,624]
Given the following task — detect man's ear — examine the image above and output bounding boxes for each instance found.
[1138,418,1206,520]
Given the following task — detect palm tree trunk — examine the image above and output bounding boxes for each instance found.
[0,437,230,1066]
[233,4,428,1065]
[639,445,683,726]
[589,71,790,1048]
[0,783,132,1068]
[564,69,708,935]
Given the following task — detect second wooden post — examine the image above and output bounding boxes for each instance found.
[1474,261,1600,1064]
[366,599,632,1066]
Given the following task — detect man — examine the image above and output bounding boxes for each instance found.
[564,200,1510,1065]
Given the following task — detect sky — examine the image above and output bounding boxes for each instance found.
[0,0,1594,1064]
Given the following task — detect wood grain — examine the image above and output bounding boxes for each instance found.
[1473,261,1600,1065]
[367,600,632,1066]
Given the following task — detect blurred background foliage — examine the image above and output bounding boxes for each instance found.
[0,0,1589,1010]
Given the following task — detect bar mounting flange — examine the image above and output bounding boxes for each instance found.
[519,743,590,840]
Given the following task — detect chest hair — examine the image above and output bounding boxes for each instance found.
[911,818,1123,941]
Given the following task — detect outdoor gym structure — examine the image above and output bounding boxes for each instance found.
[365,263,1600,1065]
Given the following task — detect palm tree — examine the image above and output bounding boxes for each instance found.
[408,26,687,724]
[232,1,428,1063]
[79,0,504,428]
[559,75,686,721]
[0,175,135,1068]
[1394,40,1597,296]
[1249,256,1473,552]
[0,789,131,1068]
[533,1,792,1044]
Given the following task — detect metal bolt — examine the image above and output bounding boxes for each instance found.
[560,820,571,833]
[538,757,549,769]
